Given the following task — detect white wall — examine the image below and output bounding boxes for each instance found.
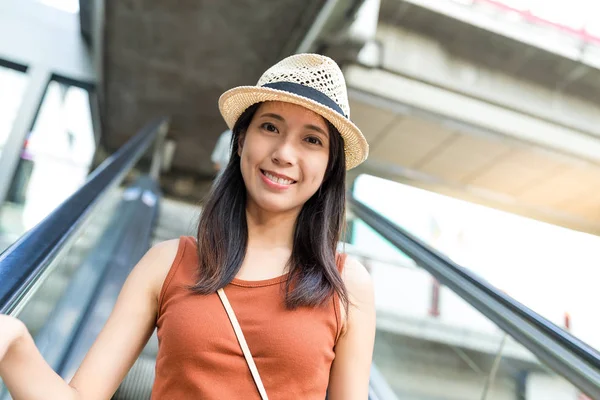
[367,254,583,399]
[375,333,583,400]
[373,330,517,400]
[0,1,95,83]
[526,373,580,400]
[370,259,535,361]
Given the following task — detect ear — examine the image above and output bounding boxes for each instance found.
[237,131,246,157]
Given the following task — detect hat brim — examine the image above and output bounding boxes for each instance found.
[218,86,369,170]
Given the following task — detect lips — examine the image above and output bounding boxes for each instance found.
[261,169,297,185]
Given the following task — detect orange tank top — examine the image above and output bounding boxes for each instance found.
[151,236,345,399]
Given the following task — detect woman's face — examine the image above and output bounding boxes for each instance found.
[239,101,331,215]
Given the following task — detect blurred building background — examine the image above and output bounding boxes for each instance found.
[1,1,599,399]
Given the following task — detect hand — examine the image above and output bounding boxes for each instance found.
[0,315,26,364]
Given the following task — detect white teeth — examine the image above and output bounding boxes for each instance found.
[264,171,293,185]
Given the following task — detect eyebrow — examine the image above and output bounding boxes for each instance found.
[305,124,328,138]
[259,113,329,138]
[260,113,285,122]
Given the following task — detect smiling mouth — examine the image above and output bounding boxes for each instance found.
[261,170,297,185]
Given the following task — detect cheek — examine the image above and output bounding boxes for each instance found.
[303,153,329,187]
[238,147,253,186]
[241,134,267,165]
[239,139,258,171]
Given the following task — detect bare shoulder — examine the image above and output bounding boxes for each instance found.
[338,256,375,334]
[66,238,182,398]
[329,255,376,398]
[133,238,181,300]
[148,238,180,262]
[341,256,374,303]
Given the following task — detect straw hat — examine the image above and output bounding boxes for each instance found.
[218,53,368,170]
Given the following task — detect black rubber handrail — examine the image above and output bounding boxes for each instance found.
[348,196,600,369]
[348,196,600,397]
[0,117,168,315]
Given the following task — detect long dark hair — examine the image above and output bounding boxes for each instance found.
[191,102,348,310]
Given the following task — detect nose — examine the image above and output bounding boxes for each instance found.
[271,137,298,166]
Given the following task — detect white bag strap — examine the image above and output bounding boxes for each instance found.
[217,288,269,400]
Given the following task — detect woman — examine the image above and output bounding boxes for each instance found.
[0,53,375,399]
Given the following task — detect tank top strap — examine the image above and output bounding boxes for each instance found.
[157,236,196,318]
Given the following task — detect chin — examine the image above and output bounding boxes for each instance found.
[255,197,299,214]
[247,190,306,214]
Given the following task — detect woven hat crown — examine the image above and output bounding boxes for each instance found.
[257,54,350,118]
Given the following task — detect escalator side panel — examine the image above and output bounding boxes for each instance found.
[57,177,160,381]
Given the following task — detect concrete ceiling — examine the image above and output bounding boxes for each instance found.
[379,0,600,105]
[101,0,327,177]
[349,94,600,235]
[329,0,600,235]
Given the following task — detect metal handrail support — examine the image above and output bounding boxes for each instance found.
[0,117,169,316]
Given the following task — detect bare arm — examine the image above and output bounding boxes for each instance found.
[327,257,376,400]
[0,316,80,400]
[0,239,178,400]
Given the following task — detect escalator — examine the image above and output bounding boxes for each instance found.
[0,118,598,399]
[348,198,600,399]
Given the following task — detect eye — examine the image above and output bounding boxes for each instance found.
[261,122,279,133]
[305,136,323,146]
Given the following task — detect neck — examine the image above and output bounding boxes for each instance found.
[245,202,299,250]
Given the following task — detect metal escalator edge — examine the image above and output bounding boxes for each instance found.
[0,117,169,316]
[348,196,600,399]
[352,196,600,367]
[58,177,160,381]
[0,177,160,400]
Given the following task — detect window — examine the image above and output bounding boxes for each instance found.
[1,80,95,249]
[0,65,28,158]
[17,81,95,228]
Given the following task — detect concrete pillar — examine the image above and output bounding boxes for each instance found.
[0,65,51,208]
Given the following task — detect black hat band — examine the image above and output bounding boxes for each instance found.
[262,82,347,118]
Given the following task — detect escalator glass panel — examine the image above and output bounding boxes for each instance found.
[350,174,596,399]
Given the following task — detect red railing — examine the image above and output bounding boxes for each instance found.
[471,0,600,46]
